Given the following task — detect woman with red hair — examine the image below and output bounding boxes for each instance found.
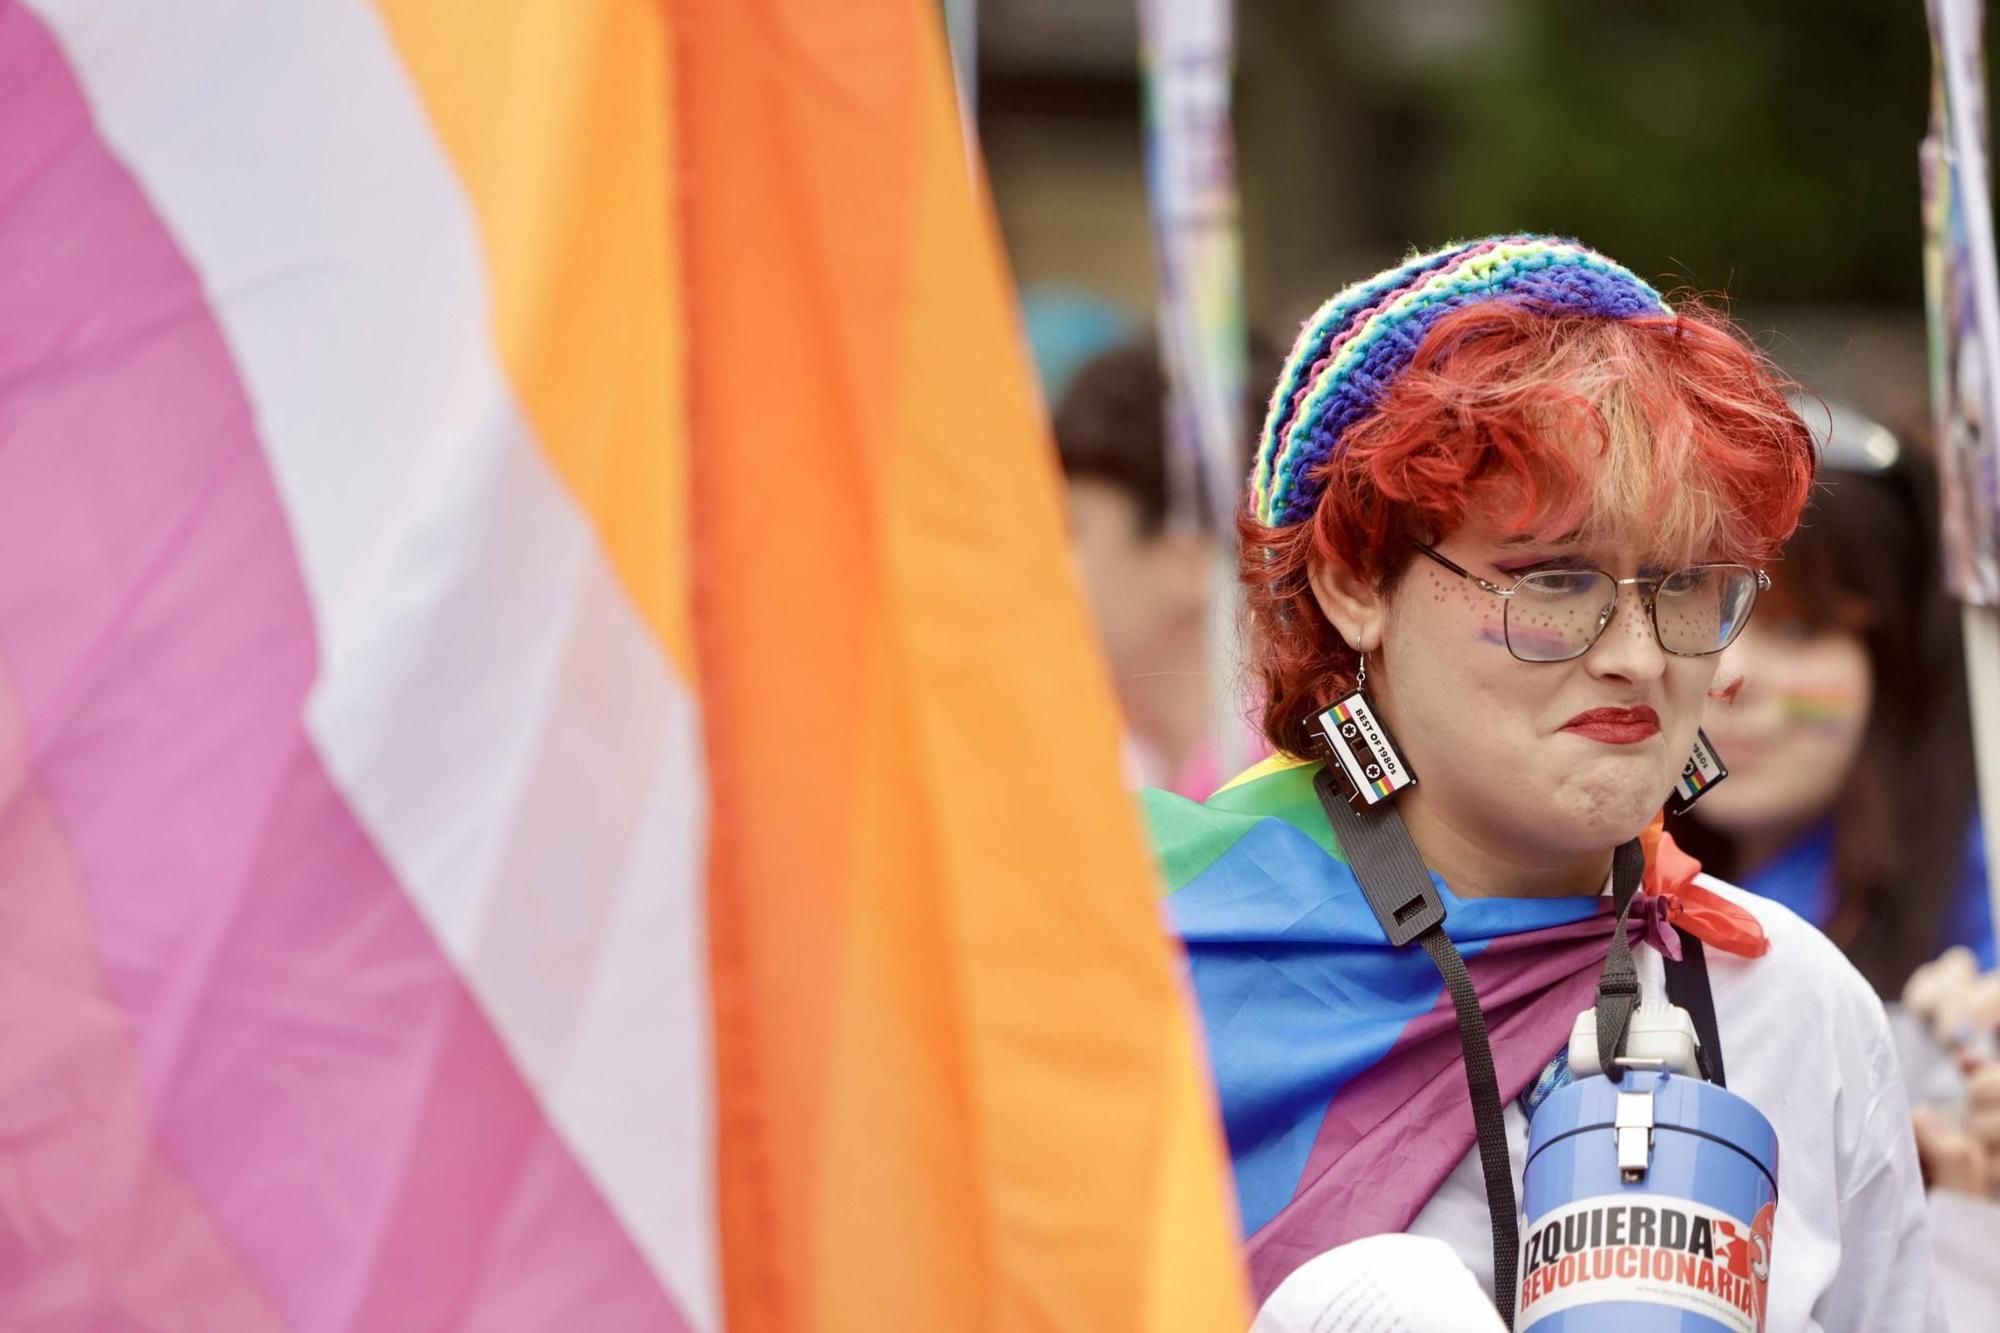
[1146,237,1942,1329]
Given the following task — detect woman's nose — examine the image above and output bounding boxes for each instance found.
[1582,583,1668,682]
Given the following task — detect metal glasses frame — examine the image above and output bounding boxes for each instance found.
[1412,543,1772,663]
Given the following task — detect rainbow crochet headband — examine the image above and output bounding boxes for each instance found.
[1249,235,1674,528]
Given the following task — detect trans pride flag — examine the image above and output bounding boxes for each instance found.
[1145,756,1757,1303]
[0,3,1243,1329]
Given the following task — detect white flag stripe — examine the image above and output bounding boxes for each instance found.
[28,2,716,1325]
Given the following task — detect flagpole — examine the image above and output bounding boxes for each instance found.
[1138,0,1260,778]
[1926,0,2000,945]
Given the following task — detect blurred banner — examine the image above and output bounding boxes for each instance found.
[1138,0,1262,780]
[944,0,978,124]
[1924,0,2000,967]
[1925,0,2000,605]
[1138,0,1247,536]
[0,2,1243,1329]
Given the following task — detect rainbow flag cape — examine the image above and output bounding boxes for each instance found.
[0,1,1243,1328]
[1145,757,1657,1303]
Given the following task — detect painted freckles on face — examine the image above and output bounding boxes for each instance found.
[1371,519,1724,863]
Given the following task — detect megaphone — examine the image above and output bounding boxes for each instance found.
[1517,1004,1778,1332]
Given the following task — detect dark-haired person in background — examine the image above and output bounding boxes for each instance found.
[1672,402,1999,1329]
[1674,401,1996,996]
[1053,341,1229,798]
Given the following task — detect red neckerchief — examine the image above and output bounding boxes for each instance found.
[1640,812,1769,958]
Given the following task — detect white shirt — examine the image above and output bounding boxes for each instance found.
[1403,876,1946,1332]
[1929,1190,2000,1330]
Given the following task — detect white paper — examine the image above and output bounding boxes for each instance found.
[1252,1234,1508,1333]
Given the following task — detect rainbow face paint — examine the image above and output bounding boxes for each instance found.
[1777,688,1860,730]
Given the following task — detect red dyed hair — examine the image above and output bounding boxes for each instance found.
[1243,300,1817,757]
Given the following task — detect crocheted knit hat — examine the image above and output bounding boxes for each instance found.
[1249,235,1673,529]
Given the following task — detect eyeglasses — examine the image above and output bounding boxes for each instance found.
[1414,544,1770,664]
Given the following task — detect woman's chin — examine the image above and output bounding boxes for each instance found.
[1542,773,1673,844]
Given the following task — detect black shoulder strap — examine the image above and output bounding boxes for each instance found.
[1313,766,1444,944]
[1591,842,1648,1077]
[1315,768,1660,1328]
[1312,768,1520,1328]
[1665,935,1726,1087]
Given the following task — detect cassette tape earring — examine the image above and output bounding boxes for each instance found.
[1665,728,1729,814]
[1314,654,1419,813]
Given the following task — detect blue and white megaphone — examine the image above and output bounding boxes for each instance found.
[1517,1003,1778,1332]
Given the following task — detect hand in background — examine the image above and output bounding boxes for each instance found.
[1915,1103,1993,1198]
[1904,946,2000,1051]
[1966,1060,2000,1187]
[1907,945,2000,1199]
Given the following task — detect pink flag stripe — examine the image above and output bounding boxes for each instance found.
[0,6,688,1328]
[1247,916,1621,1302]
[0,667,285,1328]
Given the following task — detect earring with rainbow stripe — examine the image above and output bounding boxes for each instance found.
[1315,654,1420,813]
[1665,729,1730,814]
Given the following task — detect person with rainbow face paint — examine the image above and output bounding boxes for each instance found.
[1677,402,1996,991]
[1145,236,1945,1329]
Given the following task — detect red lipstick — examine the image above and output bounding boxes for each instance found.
[1561,705,1661,745]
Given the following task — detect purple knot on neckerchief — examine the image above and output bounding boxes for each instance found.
[1634,890,1684,962]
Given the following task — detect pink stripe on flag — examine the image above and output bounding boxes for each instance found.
[0,6,690,1328]
[1245,910,1624,1303]
[0,664,285,1328]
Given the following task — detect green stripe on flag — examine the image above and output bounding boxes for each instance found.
[1139,788,1267,893]
[1139,758,1345,895]
[1205,759,1341,859]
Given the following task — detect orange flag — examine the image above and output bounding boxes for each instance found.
[679,3,1248,1329]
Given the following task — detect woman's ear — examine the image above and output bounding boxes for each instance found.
[1308,557,1388,653]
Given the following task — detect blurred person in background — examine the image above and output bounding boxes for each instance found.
[1903,944,2000,1328]
[1673,399,2000,1326]
[1673,401,1997,996]
[1053,341,1223,798]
